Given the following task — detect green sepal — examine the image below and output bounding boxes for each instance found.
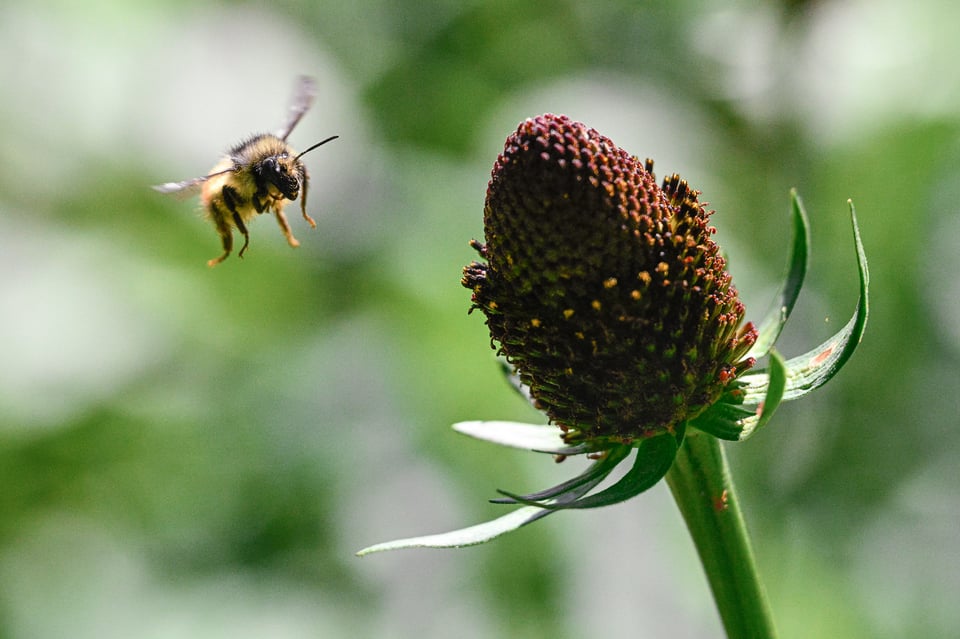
[496,429,680,510]
[741,199,868,403]
[689,394,755,441]
[734,348,786,440]
[490,444,631,504]
[747,189,810,360]
[691,349,787,441]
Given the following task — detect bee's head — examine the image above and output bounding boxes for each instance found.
[257,154,302,201]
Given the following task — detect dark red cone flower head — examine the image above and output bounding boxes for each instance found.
[463,114,758,446]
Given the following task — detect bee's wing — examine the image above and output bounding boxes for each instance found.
[152,168,233,198]
[152,176,209,196]
[276,76,317,141]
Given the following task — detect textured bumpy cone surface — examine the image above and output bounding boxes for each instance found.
[463,114,757,444]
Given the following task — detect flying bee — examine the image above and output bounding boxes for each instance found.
[154,76,338,267]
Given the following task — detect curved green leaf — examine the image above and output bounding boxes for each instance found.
[735,349,786,440]
[497,431,679,510]
[356,447,613,554]
[747,189,810,360]
[742,200,868,403]
[491,444,631,504]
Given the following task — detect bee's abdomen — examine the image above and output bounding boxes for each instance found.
[201,159,259,224]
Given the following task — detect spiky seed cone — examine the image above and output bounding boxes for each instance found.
[463,114,757,445]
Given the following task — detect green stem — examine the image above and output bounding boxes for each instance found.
[665,430,778,639]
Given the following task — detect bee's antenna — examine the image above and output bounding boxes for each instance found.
[296,135,339,160]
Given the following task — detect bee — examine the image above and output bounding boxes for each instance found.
[154,76,338,267]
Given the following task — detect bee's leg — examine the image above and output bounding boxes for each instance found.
[233,212,250,258]
[207,202,233,267]
[221,186,251,259]
[300,169,317,228]
[273,206,300,248]
[252,186,269,213]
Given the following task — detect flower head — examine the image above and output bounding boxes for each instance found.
[463,114,757,446]
[359,114,868,554]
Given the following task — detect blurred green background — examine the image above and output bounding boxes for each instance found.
[1,0,958,637]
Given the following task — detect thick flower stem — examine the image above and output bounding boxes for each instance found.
[665,430,778,639]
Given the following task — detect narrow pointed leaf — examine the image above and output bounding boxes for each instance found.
[357,454,607,555]
[356,505,552,555]
[453,421,591,455]
[498,431,679,511]
[747,189,810,360]
[743,200,868,403]
[491,444,631,504]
